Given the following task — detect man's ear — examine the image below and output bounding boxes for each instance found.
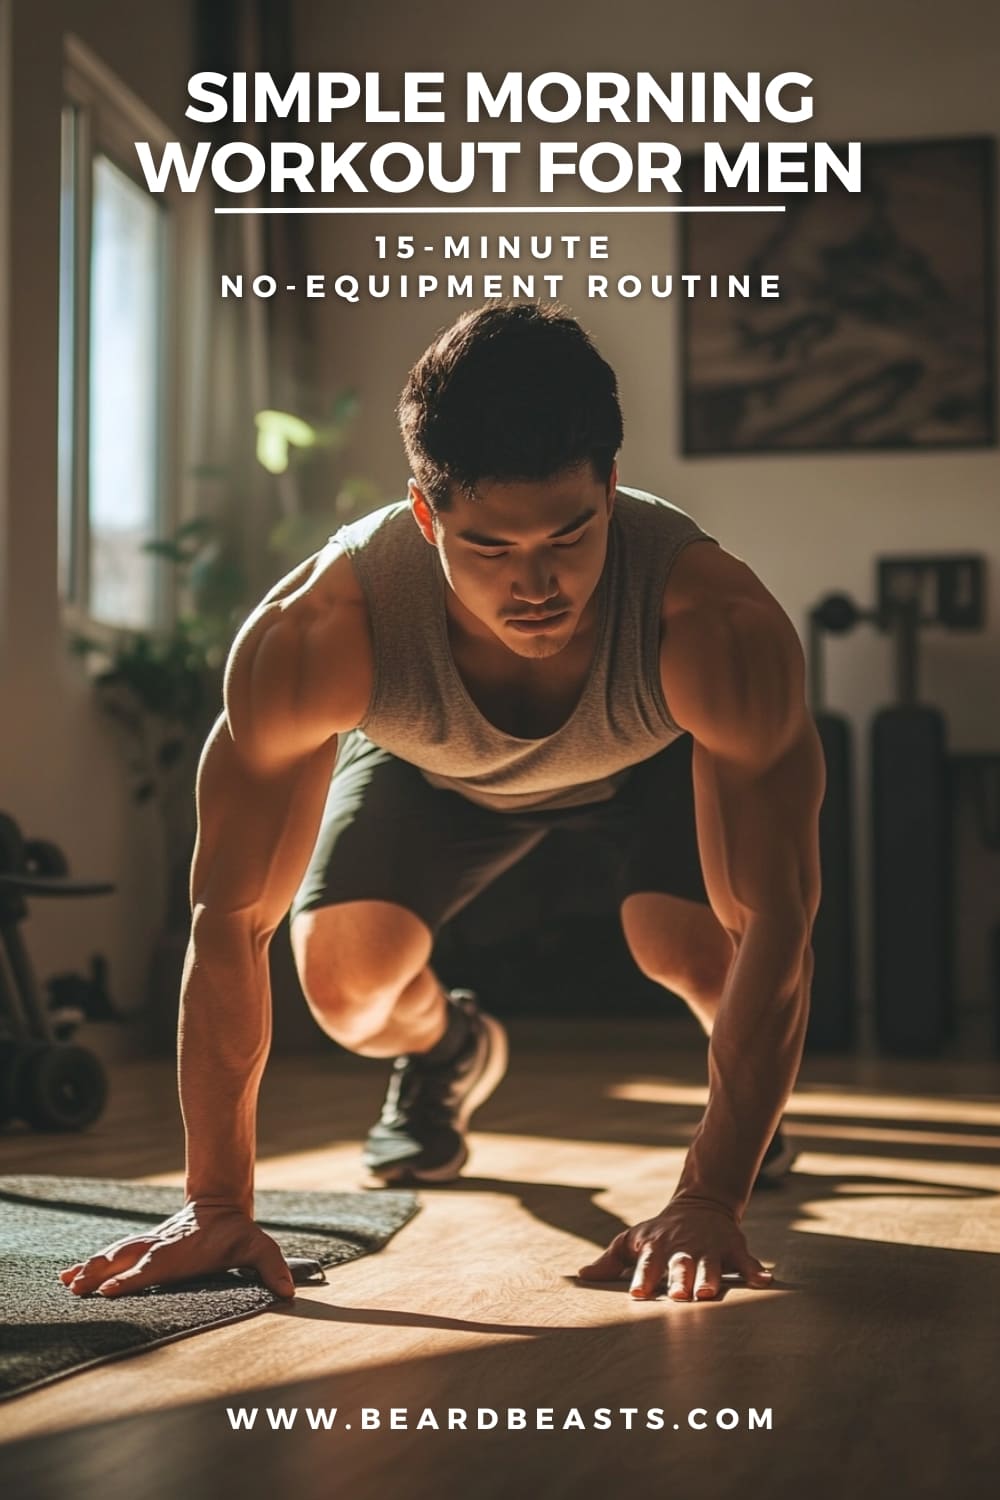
[607,460,618,517]
[408,480,438,545]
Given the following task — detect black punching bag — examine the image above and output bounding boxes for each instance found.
[871,605,952,1055]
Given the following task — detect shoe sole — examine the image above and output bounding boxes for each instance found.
[367,1012,509,1186]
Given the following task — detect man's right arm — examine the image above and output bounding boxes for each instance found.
[179,725,337,1214]
[60,551,372,1298]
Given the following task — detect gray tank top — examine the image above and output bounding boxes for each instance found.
[333,486,715,811]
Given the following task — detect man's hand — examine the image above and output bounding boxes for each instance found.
[58,1202,296,1300]
[577,1200,774,1301]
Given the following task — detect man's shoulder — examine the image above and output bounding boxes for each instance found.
[659,545,805,746]
[240,536,375,697]
[661,531,770,625]
[615,484,701,527]
[252,530,368,619]
[610,483,773,624]
[332,498,414,555]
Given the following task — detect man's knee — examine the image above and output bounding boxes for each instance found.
[632,940,731,1002]
[621,894,733,1001]
[290,901,433,1046]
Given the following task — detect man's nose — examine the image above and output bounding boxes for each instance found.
[511,560,559,605]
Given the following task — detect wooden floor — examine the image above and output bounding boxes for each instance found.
[1,1019,999,1500]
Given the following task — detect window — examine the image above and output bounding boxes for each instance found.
[88,155,166,626]
[59,38,199,632]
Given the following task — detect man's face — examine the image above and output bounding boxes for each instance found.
[410,462,617,661]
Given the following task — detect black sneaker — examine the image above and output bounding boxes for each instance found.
[362,992,508,1184]
[754,1126,798,1188]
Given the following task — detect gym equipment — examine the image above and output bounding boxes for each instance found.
[806,593,861,1051]
[0,812,115,1130]
[808,586,954,1056]
[871,597,952,1054]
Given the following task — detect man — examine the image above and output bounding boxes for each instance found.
[61,302,823,1306]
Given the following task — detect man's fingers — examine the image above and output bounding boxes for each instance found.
[629,1242,668,1300]
[95,1237,296,1300]
[577,1231,634,1281]
[576,1208,774,1305]
[62,1230,147,1276]
[62,1230,162,1292]
[667,1251,696,1301]
[737,1253,775,1288]
[693,1255,723,1300]
[65,1244,152,1296]
[97,1254,161,1297]
[62,1227,296,1301]
[254,1241,296,1301]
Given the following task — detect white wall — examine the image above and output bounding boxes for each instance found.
[290,0,1000,1034]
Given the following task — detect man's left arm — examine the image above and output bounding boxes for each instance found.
[579,589,824,1300]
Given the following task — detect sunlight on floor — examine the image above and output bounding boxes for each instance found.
[607,1078,1000,1126]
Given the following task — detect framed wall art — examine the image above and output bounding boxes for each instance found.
[681,136,996,455]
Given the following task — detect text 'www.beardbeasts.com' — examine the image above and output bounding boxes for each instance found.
[225,1406,774,1433]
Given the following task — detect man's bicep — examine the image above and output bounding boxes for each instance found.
[664,597,823,931]
[664,595,808,768]
[691,727,823,937]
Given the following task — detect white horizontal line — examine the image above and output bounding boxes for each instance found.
[213,204,785,216]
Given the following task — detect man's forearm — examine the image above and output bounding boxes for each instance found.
[177,911,274,1217]
[671,918,812,1220]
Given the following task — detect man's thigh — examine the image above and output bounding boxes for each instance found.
[289,731,547,935]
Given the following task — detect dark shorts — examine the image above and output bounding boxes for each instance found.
[290,730,708,935]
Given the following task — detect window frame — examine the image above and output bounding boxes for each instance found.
[60,34,205,641]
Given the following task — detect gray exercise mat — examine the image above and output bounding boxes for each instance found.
[0,1174,418,1401]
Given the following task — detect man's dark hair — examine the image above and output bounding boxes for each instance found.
[397,301,623,509]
